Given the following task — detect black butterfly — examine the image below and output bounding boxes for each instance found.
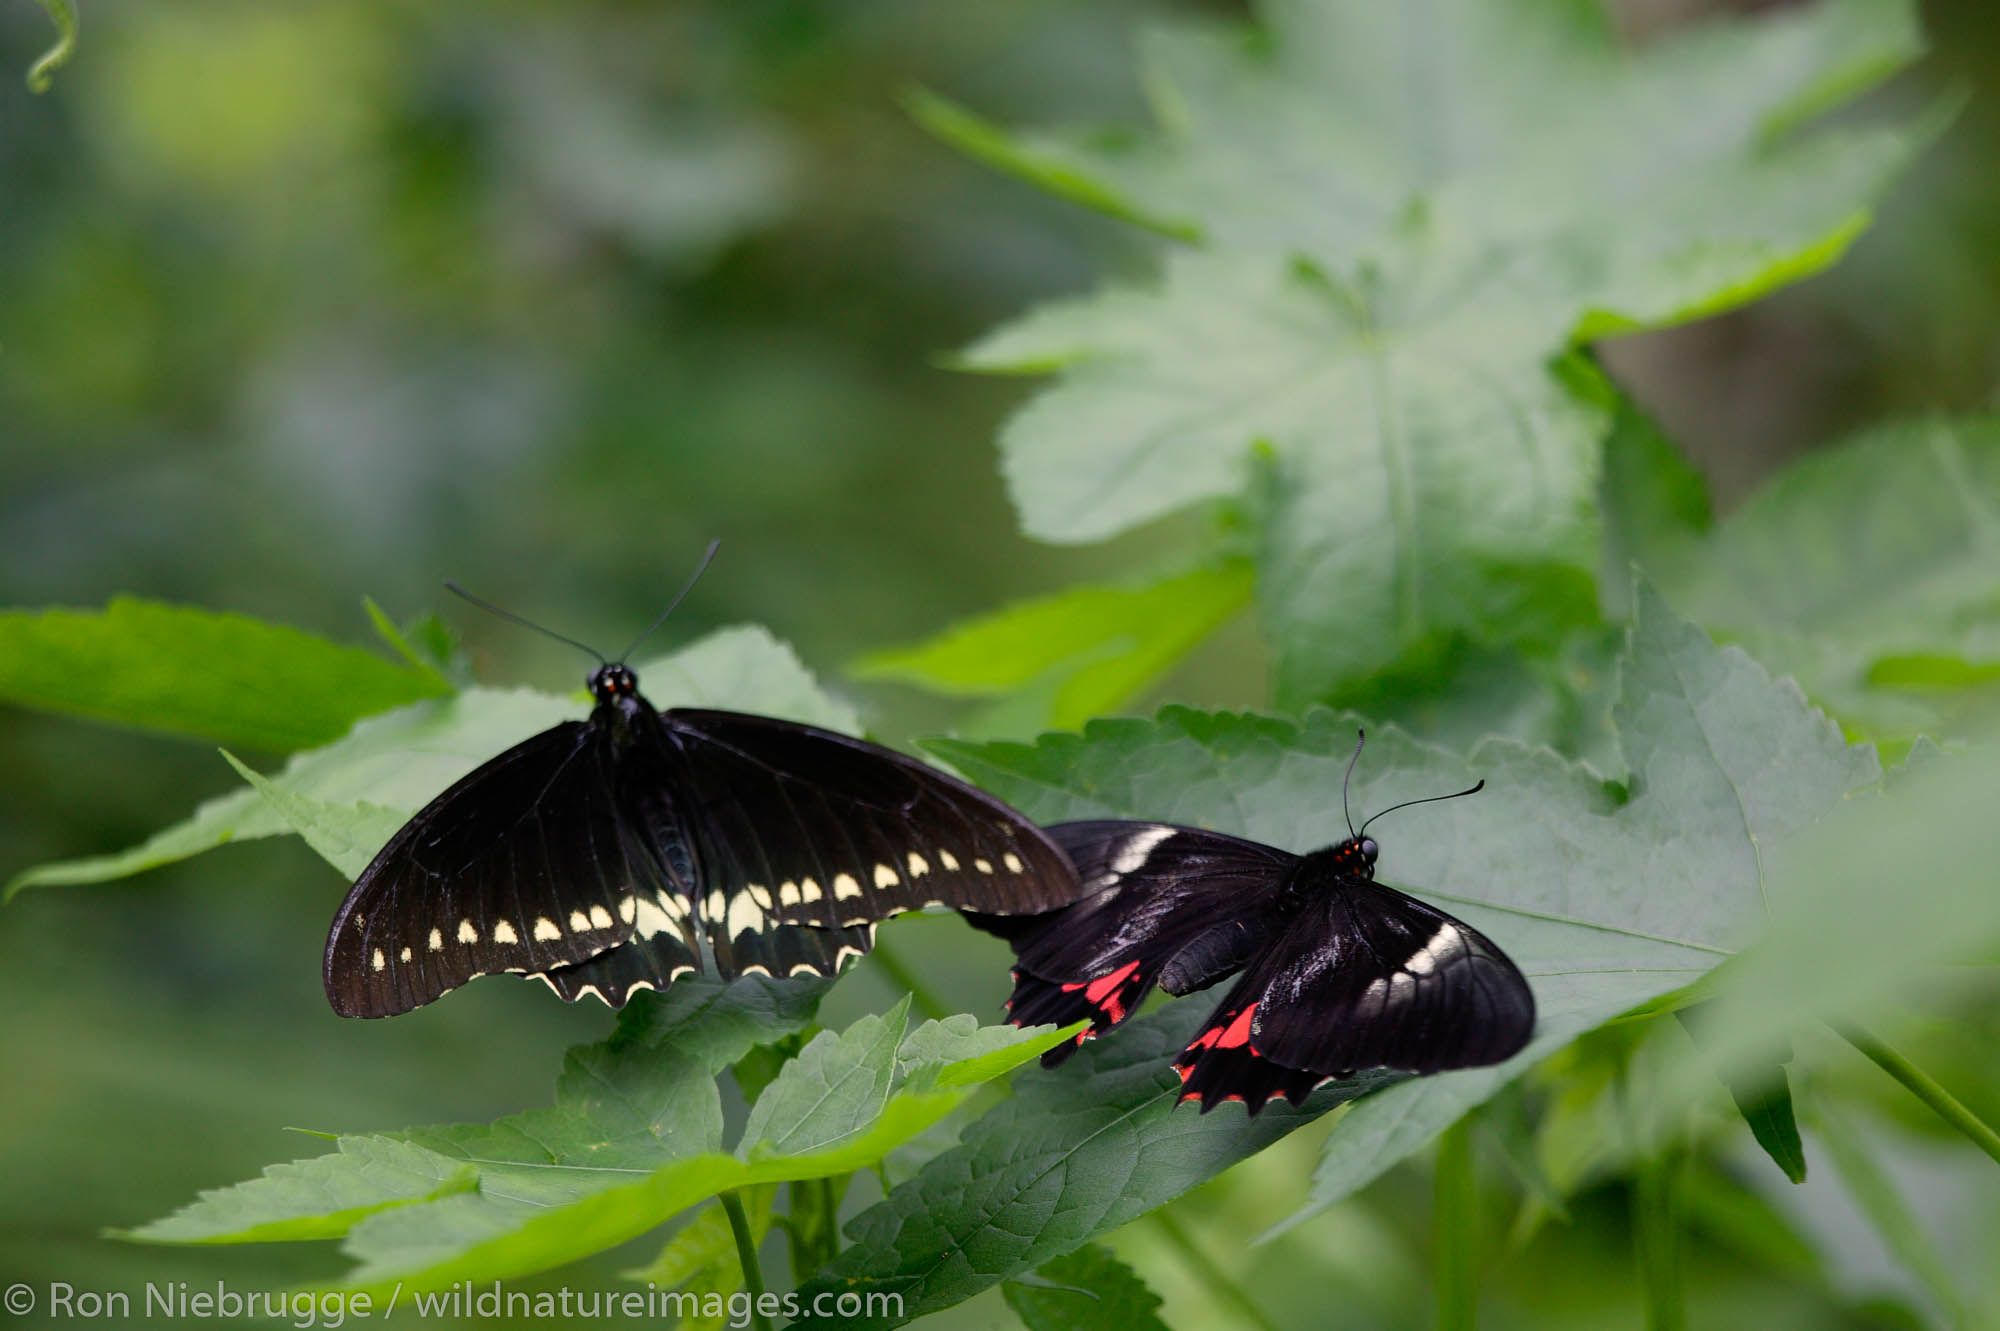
[969,734,1535,1113]
[324,552,1081,1018]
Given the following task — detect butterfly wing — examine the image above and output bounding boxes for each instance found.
[323,721,698,1018]
[1174,878,1536,1113]
[661,710,1082,975]
[970,821,1294,1064]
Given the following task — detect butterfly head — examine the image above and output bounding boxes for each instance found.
[1323,835,1380,878]
[588,662,640,703]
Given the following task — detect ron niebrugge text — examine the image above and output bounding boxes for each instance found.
[20,1280,902,1326]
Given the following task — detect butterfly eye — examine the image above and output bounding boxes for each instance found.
[1359,838,1378,864]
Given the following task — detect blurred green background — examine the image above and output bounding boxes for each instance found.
[3,1,1998,1327]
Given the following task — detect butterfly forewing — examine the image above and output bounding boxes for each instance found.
[324,724,679,1018]
[664,710,1079,962]
[324,678,1084,1017]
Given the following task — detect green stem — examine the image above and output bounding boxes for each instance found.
[26,0,78,93]
[720,1190,774,1331]
[1149,1206,1282,1331]
[1632,1147,1686,1331]
[1434,1117,1478,1331]
[867,938,949,1020]
[1834,1022,2000,1169]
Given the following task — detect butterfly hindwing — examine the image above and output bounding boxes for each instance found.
[971,822,1295,1064]
[324,723,684,1018]
[1174,878,1536,1113]
[665,710,1080,961]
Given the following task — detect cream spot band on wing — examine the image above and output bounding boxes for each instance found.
[618,897,636,925]
[633,896,675,938]
[973,858,993,874]
[906,852,929,877]
[399,946,412,963]
[938,849,960,871]
[726,891,763,940]
[1404,923,1465,976]
[492,919,518,944]
[1002,852,1025,873]
[872,863,898,889]
[428,927,444,952]
[833,873,862,900]
[1111,825,1176,874]
[458,919,478,944]
[592,904,615,929]
[706,889,728,921]
[800,877,823,903]
[569,909,591,932]
[371,949,386,972]
[779,880,801,907]
[534,917,562,941]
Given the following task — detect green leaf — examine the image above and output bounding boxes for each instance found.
[363,598,465,687]
[0,597,445,751]
[852,558,1252,733]
[128,978,823,1245]
[797,582,1873,1317]
[9,625,858,893]
[122,1138,478,1244]
[1660,740,2000,1110]
[132,992,1071,1299]
[1667,415,2000,741]
[939,0,1926,702]
[740,998,909,1159]
[1675,1005,1807,1184]
[1001,1243,1171,1331]
[796,1005,1388,1329]
[1598,395,1713,620]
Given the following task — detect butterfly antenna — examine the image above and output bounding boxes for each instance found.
[613,538,721,663]
[444,582,607,664]
[1357,779,1485,838]
[1341,728,1365,840]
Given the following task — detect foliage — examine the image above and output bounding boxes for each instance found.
[915,0,1928,707]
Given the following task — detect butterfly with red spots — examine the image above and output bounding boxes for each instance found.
[969,732,1535,1114]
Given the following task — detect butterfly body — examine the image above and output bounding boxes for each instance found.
[974,818,1534,1114]
[325,662,1080,1018]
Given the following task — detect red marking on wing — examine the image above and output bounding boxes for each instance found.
[1060,959,1143,1024]
[1213,1003,1258,1049]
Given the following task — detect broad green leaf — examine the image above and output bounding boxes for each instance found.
[796,1006,1390,1329]
[1657,739,2000,1105]
[9,625,859,894]
[852,559,1252,733]
[1667,415,2000,741]
[327,1017,1071,1295]
[0,597,445,751]
[801,582,1873,1321]
[938,0,1925,702]
[1598,395,1713,620]
[1002,1243,1170,1331]
[128,978,824,1244]
[740,998,909,1159]
[123,1138,477,1244]
[133,996,1071,1298]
